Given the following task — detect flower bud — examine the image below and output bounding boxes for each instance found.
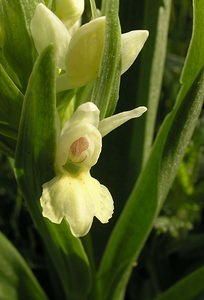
[121,30,149,74]
[30,3,71,69]
[55,0,84,29]
[64,17,106,88]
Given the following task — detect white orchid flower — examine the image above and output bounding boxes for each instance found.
[30,3,148,89]
[40,102,147,237]
[57,17,148,90]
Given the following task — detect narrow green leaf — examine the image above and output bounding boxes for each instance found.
[159,68,204,206]
[130,0,172,176]
[1,0,42,90]
[155,265,204,300]
[15,45,92,299]
[91,0,121,118]
[0,232,48,300]
[97,64,204,300]
[0,64,23,141]
[15,45,56,190]
[159,0,204,204]
[0,1,4,48]
[97,121,160,300]
[180,0,204,98]
[0,134,16,156]
[97,1,204,299]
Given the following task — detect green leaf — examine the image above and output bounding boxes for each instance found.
[97,1,204,299]
[158,0,204,204]
[15,45,57,190]
[91,0,121,118]
[15,45,92,299]
[130,0,172,176]
[180,0,204,98]
[155,265,204,300]
[1,0,42,90]
[0,64,23,141]
[0,134,16,156]
[0,232,48,300]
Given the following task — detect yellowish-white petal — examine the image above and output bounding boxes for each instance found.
[40,172,113,237]
[40,176,65,224]
[61,102,100,133]
[56,102,101,169]
[55,0,84,28]
[65,19,81,36]
[64,17,105,88]
[56,122,102,169]
[121,30,149,74]
[30,3,71,69]
[94,184,114,223]
[98,106,147,137]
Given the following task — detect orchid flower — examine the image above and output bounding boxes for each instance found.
[40,102,147,237]
[30,3,149,90]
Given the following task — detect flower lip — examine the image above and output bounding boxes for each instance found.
[40,172,114,237]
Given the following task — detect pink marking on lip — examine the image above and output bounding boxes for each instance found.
[70,137,89,157]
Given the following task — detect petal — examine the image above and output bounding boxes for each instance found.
[121,30,149,74]
[56,121,102,168]
[30,3,71,69]
[64,17,106,88]
[93,184,114,224]
[55,0,84,28]
[40,175,66,224]
[61,102,100,133]
[40,174,94,236]
[40,172,113,237]
[66,19,81,36]
[75,171,113,230]
[56,103,101,170]
[98,106,147,137]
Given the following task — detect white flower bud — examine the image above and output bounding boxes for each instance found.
[30,3,71,69]
[55,0,84,29]
[121,30,149,74]
[64,17,106,88]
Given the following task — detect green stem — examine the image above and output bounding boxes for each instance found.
[90,0,98,19]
